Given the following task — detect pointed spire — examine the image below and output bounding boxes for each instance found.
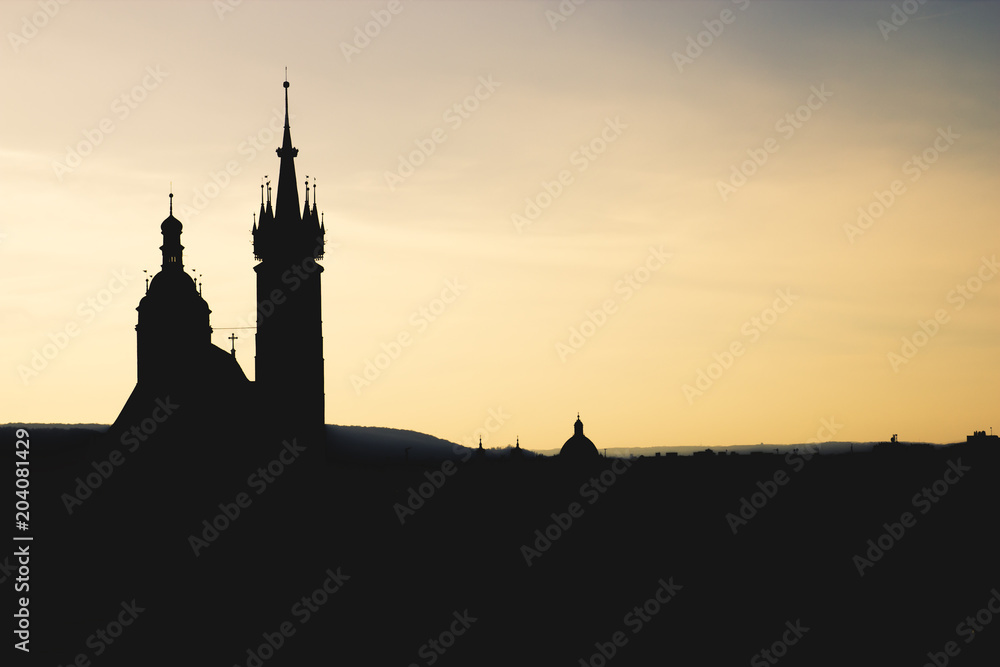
[310,179,319,224]
[303,175,311,219]
[169,190,173,216]
[274,77,300,223]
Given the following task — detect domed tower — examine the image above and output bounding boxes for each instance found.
[560,414,600,458]
[251,78,326,441]
[135,194,212,386]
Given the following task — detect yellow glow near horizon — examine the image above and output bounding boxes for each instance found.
[2,1,997,450]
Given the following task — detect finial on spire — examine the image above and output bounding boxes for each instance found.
[169,185,173,216]
[283,74,290,130]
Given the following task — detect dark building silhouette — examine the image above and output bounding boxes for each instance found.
[112,78,324,445]
[113,192,251,437]
[559,413,600,458]
[135,197,211,385]
[967,429,998,444]
[252,79,326,442]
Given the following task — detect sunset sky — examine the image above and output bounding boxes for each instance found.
[3,0,998,450]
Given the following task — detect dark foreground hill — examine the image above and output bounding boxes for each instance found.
[10,424,1000,666]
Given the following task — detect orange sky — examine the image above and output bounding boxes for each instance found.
[3,1,998,449]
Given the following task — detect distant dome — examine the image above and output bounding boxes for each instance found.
[560,415,599,458]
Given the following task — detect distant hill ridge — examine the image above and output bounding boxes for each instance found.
[2,423,961,463]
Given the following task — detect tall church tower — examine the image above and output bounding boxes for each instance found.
[252,79,326,440]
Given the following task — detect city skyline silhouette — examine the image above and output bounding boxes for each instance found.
[3,2,999,665]
[5,2,998,450]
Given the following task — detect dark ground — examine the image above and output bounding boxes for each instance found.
[8,424,999,666]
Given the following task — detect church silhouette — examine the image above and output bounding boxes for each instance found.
[112,78,326,451]
[21,78,1000,667]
